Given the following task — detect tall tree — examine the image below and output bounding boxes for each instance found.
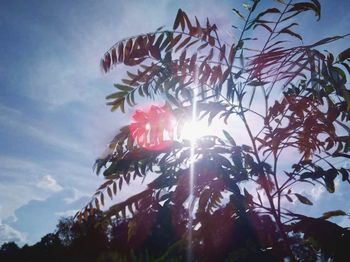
[77,0,350,260]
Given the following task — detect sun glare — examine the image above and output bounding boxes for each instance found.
[181,120,211,141]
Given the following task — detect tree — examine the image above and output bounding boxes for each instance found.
[77,0,350,261]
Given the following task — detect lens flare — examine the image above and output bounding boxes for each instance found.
[181,120,211,142]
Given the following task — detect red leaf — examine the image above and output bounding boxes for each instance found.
[175,36,191,53]
[173,9,183,30]
[118,42,124,62]
[124,39,133,60]
[220,44,226,62]
[149,45,161,60]
[229,44,236,64]
[166,34,182,52]
[111,48,117,64]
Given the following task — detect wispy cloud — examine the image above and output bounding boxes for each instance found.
[0,103,91,158]
[0,154,98,221]
[36,175,63,192]
[0,220,26,246]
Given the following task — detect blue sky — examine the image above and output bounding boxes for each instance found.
[0,0,349,245]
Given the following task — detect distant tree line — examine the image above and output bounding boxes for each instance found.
[0,211,186,261]
[2,210,350,261]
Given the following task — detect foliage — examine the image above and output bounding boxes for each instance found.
[0,216,160,262]
[76,0,350,261]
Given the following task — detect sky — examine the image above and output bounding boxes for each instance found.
[0,0,349,246]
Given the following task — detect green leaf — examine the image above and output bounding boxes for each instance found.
[295,193,313,205]
[242,3,251,11]
[321,210,347,220]
[106,91,125,100]
[232,8,245,20]
[222,130,236,146]
[113,84,134,92]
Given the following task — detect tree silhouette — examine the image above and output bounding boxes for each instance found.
[75,0,350,261]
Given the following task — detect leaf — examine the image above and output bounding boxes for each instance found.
[279,22,298,33]
[244,188,253,204]
[97,179,114,190]
[257,191,262,205]
[173,9,183,30]
[119,178,123,190]
[228,44,236,64]
[175,36,191,52]
[232,8,245,20]
[100,192,105,206]
[165,34,182,52]
[242,3,251,11]
[254,23,273,33]
[219,44,226,62]
[160,32,173,50]
[255,8,281,21]
[155,33,165,48]
[106,91,125,100]
[107,186,113,200]
[321,210,347,220]
[310,35,348,48]
[149,45,161,60]
[285,195,293,203]
[95,198,100,211]
[294,193,313,205]
[113,84,134,92]
[113,182,117,194]
[325,169,337,193]
[288,2,321,21]
[340,168,349,182]
[247,80,269,86]
[279,28,303,41]
[223,130,236,146]
[337,48,350,62]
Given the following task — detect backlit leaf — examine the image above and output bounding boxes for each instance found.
[295,193,313,205]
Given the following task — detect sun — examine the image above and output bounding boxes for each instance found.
[180,120,211,141]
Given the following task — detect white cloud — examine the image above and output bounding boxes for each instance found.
[0,220,26,246]
[55,209,78,217]
[310,184,326,201]
[5,188,91,245]
[0,156,50,220]
[36,175,63,192]
[63,187,89,204]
